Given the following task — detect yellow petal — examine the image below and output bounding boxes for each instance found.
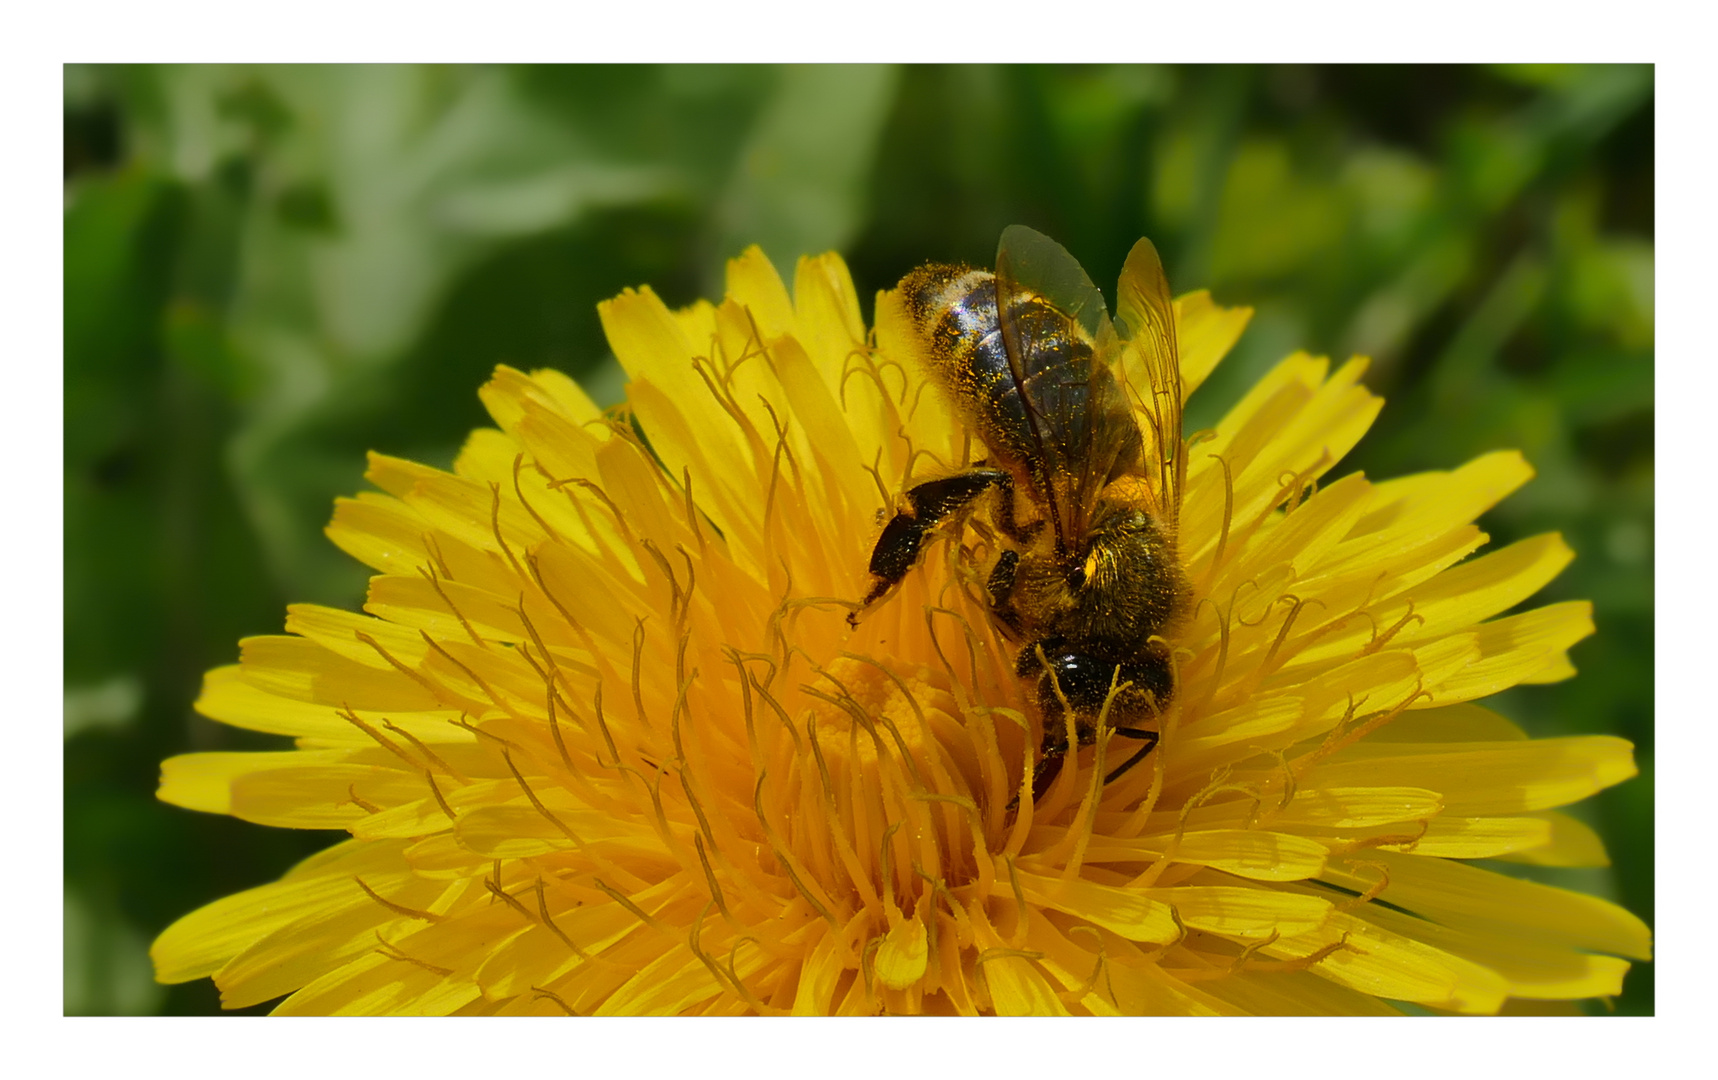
[196,664,392,740]
[1518,651,1579,684]
[1401,533,1574,637]
[347,795,456,841]
[1323,851,1651,960]
[724,245,796,341]
[1175,290,1253,401]
[1248,356,1381,498]
[1367,702,1527,743]
[1306,735,1636,814]
[980,953,1068,1016]
[874,917,930,991]
[283,603,438,670]
[792,252,867,378]
[228,760,433,829]
[1230,471,1374,584]
[1277,785,1446,828]
[1425,601,1596,704]
[1499,810,1612,868]
[153,841,410,984]
[1271,908,1510,1014]
[625,377,764,566]
[475,900,646,1000]
[1103,957,1237,1016]
[1199,968,1403,1016]
[273,950,481,1016]
[325,492,432,576]
[1206,351,1329,444]
[363,574,529,646]
[600,285,697,386]
[596,946,721,1016]
[237,635,441,712]
[159,749,346,816]
[217,874,458,1009]
[453,805,581,860]
[1178,695,1306,758]
[1361,450,1535,543]
[478,364,602,435]
[1004,871,1179,945]
[476,366,613,510]
[451,426,521,483]
[1143,882,1331,939]
[1352,897,1634,1001]
[1078,828,1328,882]
[1398,815,1551,859]
[768,331,870,516]
[791,929,846,1016]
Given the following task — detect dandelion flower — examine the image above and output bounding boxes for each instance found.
[152,241,1649,1015]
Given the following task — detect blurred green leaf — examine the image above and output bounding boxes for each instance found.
[65,888,166,1016]
[1211,138,1346,282]
[715,64,899,276]
[64,677,144,740]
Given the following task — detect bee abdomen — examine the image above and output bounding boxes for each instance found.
[901,265,1099,472]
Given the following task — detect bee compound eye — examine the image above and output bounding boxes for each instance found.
[1065,566,1086,589]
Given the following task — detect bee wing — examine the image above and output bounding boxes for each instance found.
[1112,236,1184,521]
[994,226,1095,554]
[996,224,1111,340]
[996,226,1145,549]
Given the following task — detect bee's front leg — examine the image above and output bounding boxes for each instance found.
[988,470,1042,546]
[850,468,1011,625]
[1102,727,1160,786]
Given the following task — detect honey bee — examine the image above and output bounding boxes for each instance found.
[853,225,1192,805]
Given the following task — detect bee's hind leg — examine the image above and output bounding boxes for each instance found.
[1027,744,1067,806]
[987,549,1022,633]
[850,468,1011,626]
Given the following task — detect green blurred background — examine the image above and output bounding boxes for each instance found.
[63,64,1653,1015]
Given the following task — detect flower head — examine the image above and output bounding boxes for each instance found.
[153,243,1648,1014]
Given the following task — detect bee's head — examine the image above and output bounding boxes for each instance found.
[1019,645,1174,722]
